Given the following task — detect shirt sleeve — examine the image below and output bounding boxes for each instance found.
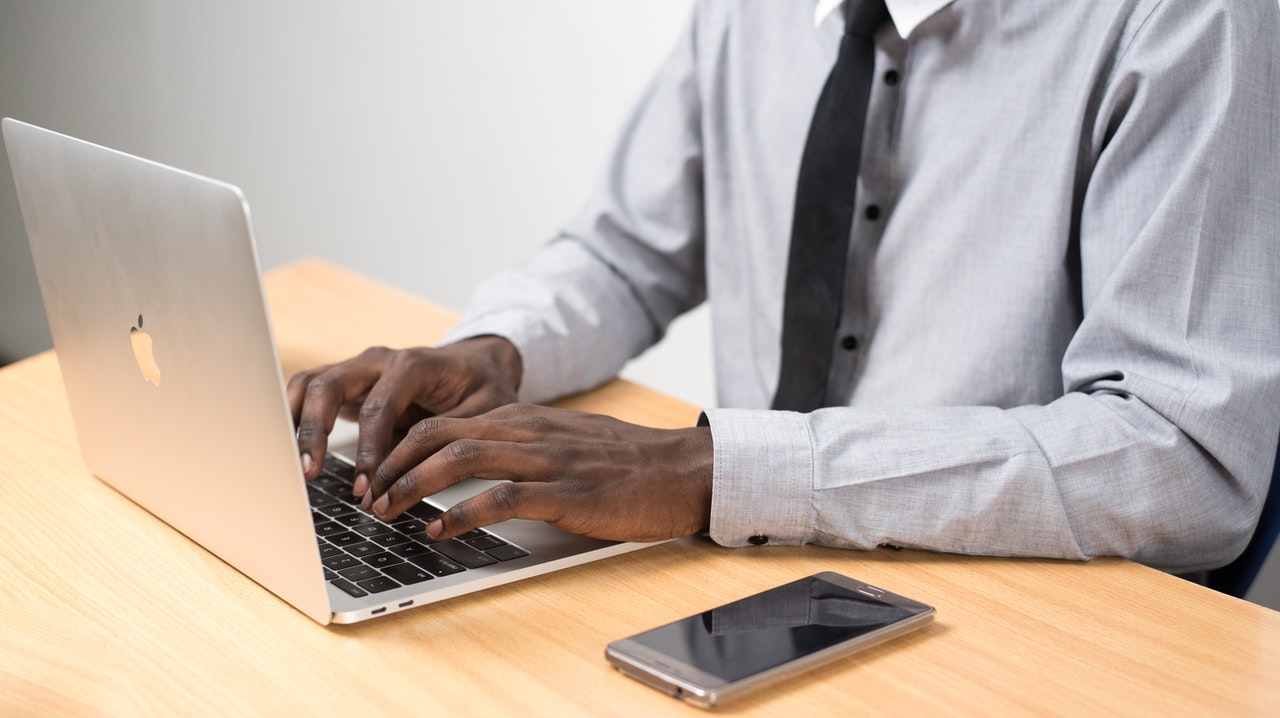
[706,0,1280,574]
[443,10,706,405]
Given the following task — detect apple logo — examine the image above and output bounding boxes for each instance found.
[130,314,162,387]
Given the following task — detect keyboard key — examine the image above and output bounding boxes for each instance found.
[320,502,359,518]
[311,511,326,525]
[405,502,443,521]
[433,539,498,568]
[466,535,506,551]
[363,552,404,569]
[409,552,467,577]
[312,474,349,494]
[319,543,344,559]
[307,486,329,507]
[370,532,413,548]
[399,527,440,545]
[338,565,379,582]
[314,521,345,537]
[329,490,362,506]
[383,563,434,585]
[337,513,378,527]
[324,568,337,580]
[487,544,530,561]
[322,555,360,571]
[329,531,363,547]
[353,523,395,538]
[389,542,433,558]
[345,541,380,557]
[330,578,368,598]
[356,576,400,593]
[325,459,356,482]
[454,529,487,541]
[390,518,428,534]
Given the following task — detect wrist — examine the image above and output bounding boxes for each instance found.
[456,335,523,391]
[679,425,715,533]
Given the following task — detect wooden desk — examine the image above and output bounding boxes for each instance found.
[2,259,1277,716]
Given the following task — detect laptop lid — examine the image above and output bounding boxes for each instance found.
[3,118,333,624]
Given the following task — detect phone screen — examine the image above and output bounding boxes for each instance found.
[625,575,921,683]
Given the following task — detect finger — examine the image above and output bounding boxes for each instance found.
[371,436,558,519]
[295,361,383,479]
[428,482,563,539]
[352,358,433,496]
[286,365,331,426]
[370,416,461,500]
[289,367,335,478]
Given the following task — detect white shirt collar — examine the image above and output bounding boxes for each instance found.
[814,0,955,39]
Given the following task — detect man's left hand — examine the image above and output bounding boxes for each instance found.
[362,404,714,543]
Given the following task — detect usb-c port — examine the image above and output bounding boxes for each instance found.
[371,607,387,615]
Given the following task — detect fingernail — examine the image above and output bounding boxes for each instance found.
[352,473,369,497]
[426,519,443,538]
[361,491,373,510]
[301,452,313,475]
[371,494,389,517]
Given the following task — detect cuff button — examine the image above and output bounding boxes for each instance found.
[747,534,769,546]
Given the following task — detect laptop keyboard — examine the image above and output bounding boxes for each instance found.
[309,454,530,598]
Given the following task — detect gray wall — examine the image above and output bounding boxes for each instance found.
[0,0,712,401]
[2,0,1277,611]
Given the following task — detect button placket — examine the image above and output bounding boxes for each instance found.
[826,38,905,405]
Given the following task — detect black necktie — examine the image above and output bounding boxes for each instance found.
[772,0,889,412]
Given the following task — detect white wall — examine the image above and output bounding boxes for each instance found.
[2,0,1278,611]
[0,0,713,405]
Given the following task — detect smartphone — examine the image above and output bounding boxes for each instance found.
[605,572,935,708]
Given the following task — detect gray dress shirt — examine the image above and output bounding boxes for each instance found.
[444,0,1280,573]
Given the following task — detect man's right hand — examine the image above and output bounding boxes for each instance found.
[286,336,522,496]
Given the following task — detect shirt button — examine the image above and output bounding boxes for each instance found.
[884,69,900,86]
[865,204,881,221]
[841,335,858,351]
[747,535,769,546]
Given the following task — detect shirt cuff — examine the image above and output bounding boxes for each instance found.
[702,407,815,546]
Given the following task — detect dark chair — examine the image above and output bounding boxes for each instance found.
[1206,438,1280,598]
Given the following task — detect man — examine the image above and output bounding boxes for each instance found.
[289,0,1280,574]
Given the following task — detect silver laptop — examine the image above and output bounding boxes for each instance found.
[3,118,661,624]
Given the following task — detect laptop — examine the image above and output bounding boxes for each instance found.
[2,118,663,624]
